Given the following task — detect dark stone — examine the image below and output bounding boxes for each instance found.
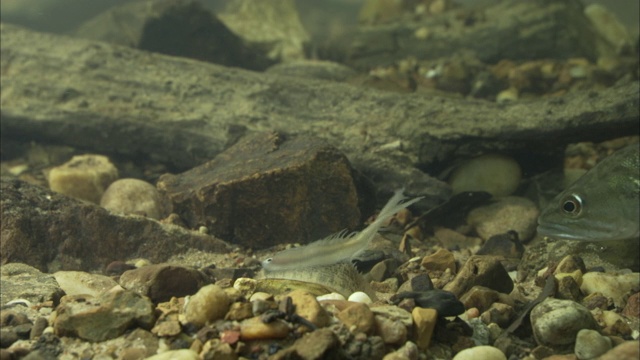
[75,0,272,71]
[119,264,207,303]
[30,333,62,360]
[29,318,48,340]
[476,230,524,258]
[0,329,18,349]
[392,290,465,317]
[410,273,434,292]
[158,132,363,249]
[0,178,231,272]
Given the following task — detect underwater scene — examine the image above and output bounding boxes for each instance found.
[0,0,639,359]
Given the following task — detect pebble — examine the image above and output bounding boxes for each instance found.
[316,293,346,301]
[412,307,437,350]
[452,345,506,360]
[459,286,511,314]
[287,290,330,328]
[394,290,465,317]
[145,349,199,360]
[382,340,418,360]
[53,271,119,297]
[348,291,372,304]
[530,298,599,346]
[53,289,155,342]
[574,329,612,359]
[449,153,521,197]
[580,272,640,308]
[622,292,639,318]
[443,255,514,297]
[184,284,230,327]
[47,154,118,204]
[249,292,273,302]
[239,316,290,341]
[480,302,514,327]
[555,255,587,274]
[466,196,539,242]
[100,178,171,219]
[421,249,456,273]
[120,264,207,303]
[371,305,414,328]
[270,327,338,359]
[476,230,524,259]
[336,302,375,334]
[374,314,407,345]
[0,263,63,307]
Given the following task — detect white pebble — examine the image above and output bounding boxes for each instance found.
[249,292,273,302]
[348,291,372,304]
[453,345,506,360]
[316,292,346,301]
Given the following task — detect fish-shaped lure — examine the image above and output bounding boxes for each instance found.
[261,189,423,272]
[537,144,640,241]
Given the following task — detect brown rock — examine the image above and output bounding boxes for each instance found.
[597,341,640,360]
[0,177,231,272]
[412,307,437,350]
[459,286,503,314]
[336,302,375,334]
[271,327,340,360]
[480,303,514,327]
[287,290,330,328]
[622,292,640,318]
[421,248,456,273]
[443,255,513,297]
[47,154,118,204]
[225,302,254,321]
[184,284,231,327]
[467,196,539,242]
[157,132,362,249]
[119,264,207,303]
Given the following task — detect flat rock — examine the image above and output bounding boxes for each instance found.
[157,132,363,249]
[53,271,119,297]
[53,289,155,342]
[0,177,231,272]
[271,327,340,360]
[467,196,539,243]
[0,263,63,306]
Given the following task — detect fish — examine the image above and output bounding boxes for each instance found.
[537,144,640,241]
[261,189,423,272]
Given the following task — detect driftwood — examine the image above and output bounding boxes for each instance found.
[347,0,601,69]
[1,23,638,194]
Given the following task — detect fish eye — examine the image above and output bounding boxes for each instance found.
[561,194,583,216]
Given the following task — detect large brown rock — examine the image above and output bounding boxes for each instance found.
[0,177,231,272]
[157,132,363,249]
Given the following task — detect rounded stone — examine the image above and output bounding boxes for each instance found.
[452,345,506,360]
[48,154,118,204]
[530,298,599,346]
[449,153,521,197]
[574,329,612,359]
[184,284,231,327]
[100,178,171,219]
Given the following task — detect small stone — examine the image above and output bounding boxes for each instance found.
[374,314,407,345]
[449,154,521,197]
[452,345,506,360]
[316,293,346,301]
[151,319,182,337]
[530,298,599,347]
[581,272,640,308]
[225,302,253,321]
[30,317,48,339]
[369,259,397,282]
[476,230,524,259]
[596,310,632,337]
[582,292,611,310]
[120,264,207,303]
[287,290,330,328]
[200,340,238,360]
[184,284,231,327]
[144,349,199,360]
[555,255,587,274]
[556,274,583,301]
[459,286,506,313]
[100,178,171,219]
[239,316,289,340]
[0,311,30,326]
[270,327,339,359]
[370,305,413,328]
[443,256,514,297]
[48,154,118,204]
[480,303,514,327]
[337,302,375,334]
[412,307,437,350]
[467,196,539,242]
[383,340,418,360]
[53,289,155,342]
[421,249,456,273]
[348,292,372,304]
[574,329,612,359]
[597,341,640,360]
[0,263,63,307]
[249,292,273,302]
[409,273,434,292]
[53,271,119,297]
[496,87,519,103]
[0,329,19,348]
[622,292,640,318]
